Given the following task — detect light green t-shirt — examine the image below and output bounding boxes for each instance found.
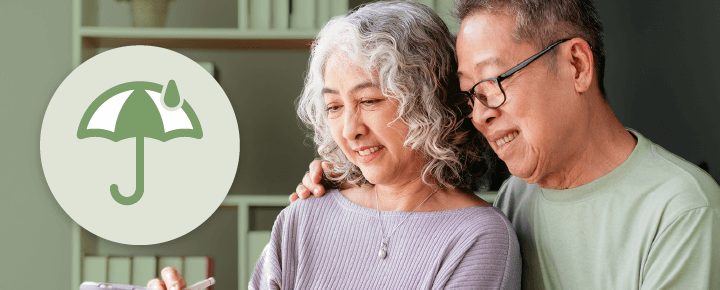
[495,129,720,289]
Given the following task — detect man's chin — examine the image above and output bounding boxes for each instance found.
[505,165,540,184]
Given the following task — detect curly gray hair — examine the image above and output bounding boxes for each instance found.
[297,0,488,191]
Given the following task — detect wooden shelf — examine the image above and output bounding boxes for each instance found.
[80,27,318,50]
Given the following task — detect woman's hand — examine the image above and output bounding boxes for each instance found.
[147,267,187,290]
[290,159,328,202]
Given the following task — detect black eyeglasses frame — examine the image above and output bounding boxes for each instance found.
[457,38,574,110]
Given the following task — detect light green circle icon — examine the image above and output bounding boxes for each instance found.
[40,46,239,245]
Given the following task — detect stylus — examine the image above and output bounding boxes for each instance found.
[184,277,215,290]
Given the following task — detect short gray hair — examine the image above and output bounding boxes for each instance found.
[454,0,607,97]
[297,0,488,191]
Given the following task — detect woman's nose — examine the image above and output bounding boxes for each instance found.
[342,108,366,140]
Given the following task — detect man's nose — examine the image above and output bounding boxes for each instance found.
[342,107,366,140]
[470,100,499,128]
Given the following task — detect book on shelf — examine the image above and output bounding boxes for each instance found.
[83,255,212,288]
[107,256,132,284]
[250,0,271,29]
[132,256,158,286]
[158,256,183,276]
[291,0,315,29]
[83,255,107,282]
[157,256,214,289]
[314,0,349,28]
[273,0,290,30]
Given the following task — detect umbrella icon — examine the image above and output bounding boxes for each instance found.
[77,80,203,205]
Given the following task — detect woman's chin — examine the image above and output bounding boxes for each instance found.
[361,175,378,185]
[358,169,382,185]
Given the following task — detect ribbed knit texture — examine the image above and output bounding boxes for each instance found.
[250,189,521,289]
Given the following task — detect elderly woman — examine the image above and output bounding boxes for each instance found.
[149,1,520,290]
[251,1,520,289]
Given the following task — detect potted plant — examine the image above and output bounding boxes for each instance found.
[118,0,178,27]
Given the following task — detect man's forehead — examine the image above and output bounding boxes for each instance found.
[456,12,517,78]
[458,57,506,78]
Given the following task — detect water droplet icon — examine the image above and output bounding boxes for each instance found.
[163,79,181,108]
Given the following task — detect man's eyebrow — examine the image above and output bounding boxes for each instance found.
[321,81,378,95]
[457,57,505,78]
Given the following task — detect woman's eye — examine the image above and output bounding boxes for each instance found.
[360,99,381,106]
[326,105,340,112]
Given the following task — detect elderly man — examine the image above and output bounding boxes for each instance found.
[292,0,720,289]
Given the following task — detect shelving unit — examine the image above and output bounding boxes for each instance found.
[72,0,352,66]
[78,27,320,50]
[72,0,459,66]
[225,195,291,289]
[70,0,339,287]
[71,195,291,290]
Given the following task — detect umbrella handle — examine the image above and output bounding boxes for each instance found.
[111,137,145,205]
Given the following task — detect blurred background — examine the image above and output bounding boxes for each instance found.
[0,0,718,289]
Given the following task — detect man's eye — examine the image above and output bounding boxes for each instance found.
[473,92,488,102]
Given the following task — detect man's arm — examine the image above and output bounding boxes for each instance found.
[640,206,720,289]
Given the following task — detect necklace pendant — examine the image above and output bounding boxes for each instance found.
[379,240,388,259]
[374,186,439,261]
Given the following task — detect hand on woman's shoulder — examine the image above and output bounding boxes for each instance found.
[281,188,340,221]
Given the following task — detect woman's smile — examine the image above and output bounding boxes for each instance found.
[354,145,385,163]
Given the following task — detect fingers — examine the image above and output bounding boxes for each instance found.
[289,159,330,201]
[310,160,325,184]
[312,184,327,197]
[159,267,187,290]
[147,278,166,290]
[302,170,325,198]
[296,179,312,199]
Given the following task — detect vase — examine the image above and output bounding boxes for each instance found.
[130,0,170,27]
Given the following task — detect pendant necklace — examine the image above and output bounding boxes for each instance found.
[375,185,440,259]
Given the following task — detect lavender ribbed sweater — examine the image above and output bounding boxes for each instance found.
[250,189,521,289]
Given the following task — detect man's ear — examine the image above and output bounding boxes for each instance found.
[566,38,594,94]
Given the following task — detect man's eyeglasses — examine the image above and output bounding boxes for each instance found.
[452,38,572,115]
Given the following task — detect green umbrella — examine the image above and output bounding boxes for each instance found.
[77,80,203,205]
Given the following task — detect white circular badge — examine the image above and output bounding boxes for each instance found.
[40,46,239,245]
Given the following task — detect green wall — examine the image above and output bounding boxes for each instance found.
[599,0,720,180]
[0,0,74,287]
